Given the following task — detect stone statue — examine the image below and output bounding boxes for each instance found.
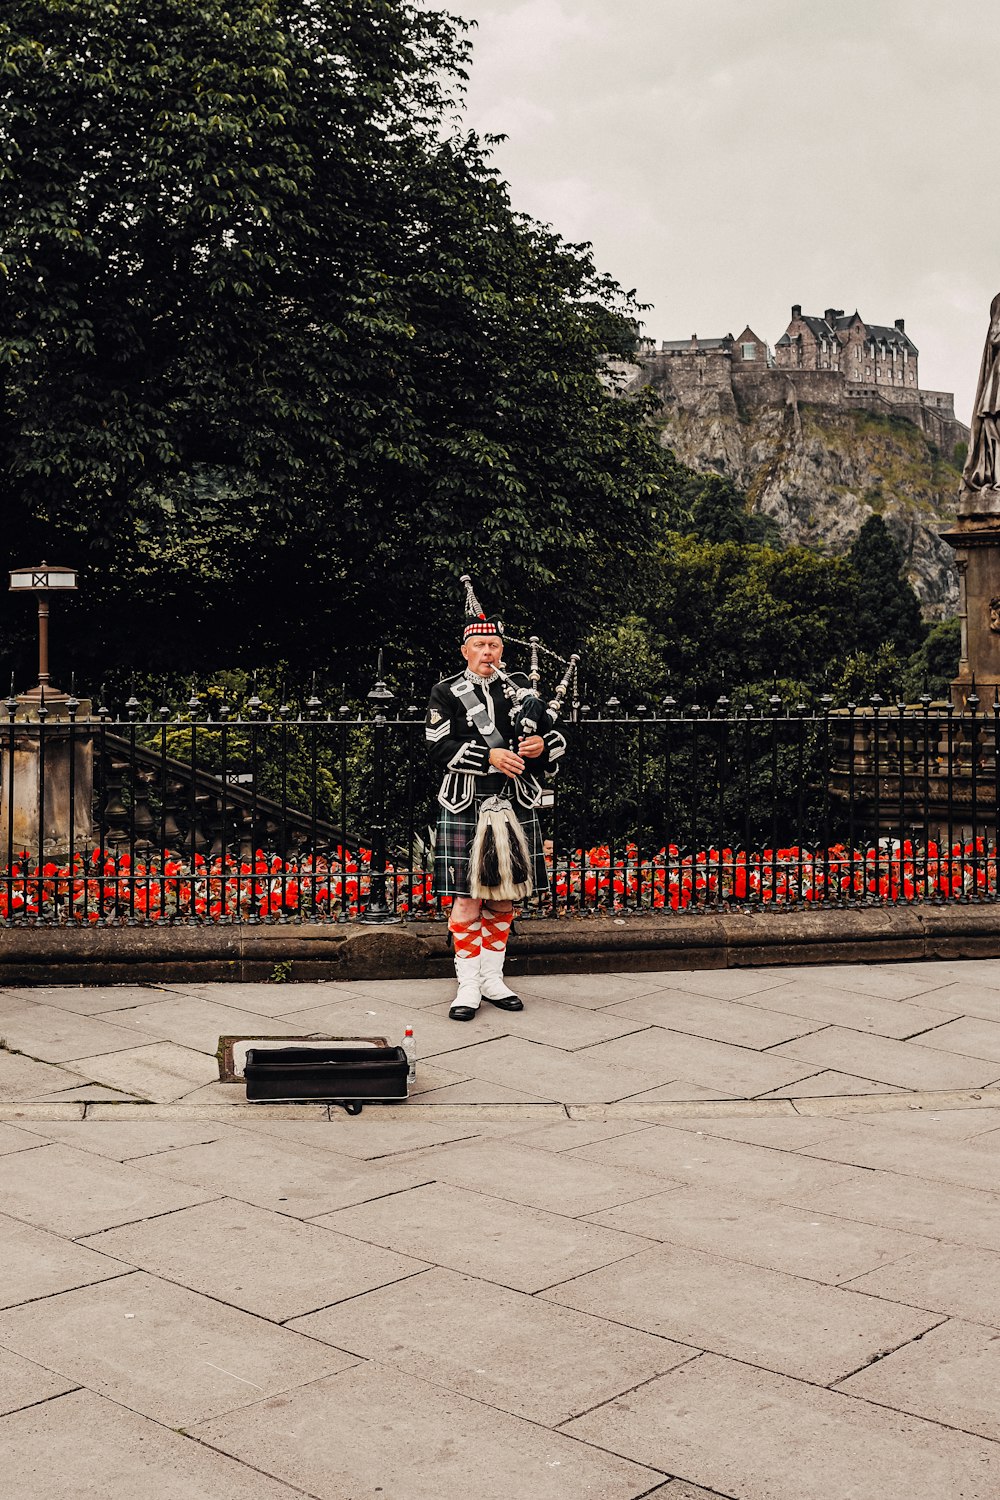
[962,291,1000,498]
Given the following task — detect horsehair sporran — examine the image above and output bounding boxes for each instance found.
[468,795,533,900]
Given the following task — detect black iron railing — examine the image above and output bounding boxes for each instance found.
[1,684,999,923]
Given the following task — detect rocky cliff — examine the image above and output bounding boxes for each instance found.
[643,377,963,619]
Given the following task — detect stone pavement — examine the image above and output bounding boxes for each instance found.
[2,960,1000,1497]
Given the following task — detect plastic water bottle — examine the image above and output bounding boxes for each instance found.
[402,1026,416,1087]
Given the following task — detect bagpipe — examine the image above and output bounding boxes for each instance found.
[458,574,579,901]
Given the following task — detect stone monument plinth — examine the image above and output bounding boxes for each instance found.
[0,699,94,860]
[943,292,1000,709]
[940,503,1000,710]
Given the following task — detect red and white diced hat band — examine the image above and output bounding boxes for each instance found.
[463,616,504,641]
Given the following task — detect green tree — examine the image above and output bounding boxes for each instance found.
[846,515,926,654]
[902,617,961,700]
[830,643,905,704]
[580,532,863,703]
[684,471,780,546]
[0,0,676,684]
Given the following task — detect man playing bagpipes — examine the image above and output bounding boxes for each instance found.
[426,581,568,1022]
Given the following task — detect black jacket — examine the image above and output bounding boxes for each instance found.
[425,668,567,813]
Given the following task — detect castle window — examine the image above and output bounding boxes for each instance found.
[741,343,756,360]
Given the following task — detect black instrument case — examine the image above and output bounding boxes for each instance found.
[244,1045,408,1113]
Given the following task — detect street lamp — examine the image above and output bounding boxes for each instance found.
[9,562,78,704]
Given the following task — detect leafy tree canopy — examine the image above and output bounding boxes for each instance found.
[900,617,960,701]
[582,529,947,710]
[0,0,677,684]
[683,471,781,547]
[847,514,926,655]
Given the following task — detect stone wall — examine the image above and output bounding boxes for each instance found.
[731,365,844,408]
[632,348,966,458]
[640,348,735,411]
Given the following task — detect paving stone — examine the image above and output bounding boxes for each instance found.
[644,970,794,1001]
[160,979,376,1017]
[761,1069,904,1098]
[229,1115,485,1159]
[0,1102,84,1122]
[379,1101,573,1122]
[879,960,1000,988]
[588,1184,938,1284]
[0,1142,216,1237]
[15,1119,240,1161]
[177,1080,263,1105]
[511,972,680,1008]
[98,996,288,1053]
[0,1050,90,1101]
[842,1241,1000,1324]
[139,1128,436,1216]
[316,1180,647,1294]
[1,984,175,1015]
[786,1170,1000,1252]
[909,1014,1000,1063]
[771,1026,1000,1091]
[566,1101,791,1123]
[506,1119,654,1153]
[725,982,961,1039]
[434,1033,667,1102]
[564,1353,1000,1500]
[661,1114,853,1150]
[542,1241,937,1384]
[571,1124,866,1203]
[0,1387,306,1498]
[0,1002,146,1063]
[289,1265,691,1425]
[794,964,956,1001]
[657,1486,736,1499]
[602,990,822,1048]
[0,1211,129,1309]
[0,1121,50,1156]
[191,1361,660,1500]
[77,1041,220,1102]
[405,1138,666,1217]
[414,1077,559,1104]
[82,1197,426,1321]
[0,1270,356,1426]
[796,1121,1000,1193]
[910,980,1000,1021]
[406,1060,474,1095]
[314,977,464,1009]
[0,1345,77,1416]
[836,1318,1000,1441]
[856,1105,1000,1141]
[617,1079,743,1103]
[30,1083,141,1102]
[446,995,648,1051]
[584,1029,818,1099]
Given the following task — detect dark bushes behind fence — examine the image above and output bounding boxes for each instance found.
[2,686,999,923]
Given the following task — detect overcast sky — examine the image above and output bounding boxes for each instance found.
[451,0,996,423]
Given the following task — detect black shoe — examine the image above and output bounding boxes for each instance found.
[482,993,523,1012]
[448,1004,479,1021]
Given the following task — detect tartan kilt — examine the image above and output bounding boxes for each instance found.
[434,795,549,900]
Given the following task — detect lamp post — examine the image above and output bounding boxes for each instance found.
[2,560,92,859]
[8,562,78,706]
[360,651,401,924]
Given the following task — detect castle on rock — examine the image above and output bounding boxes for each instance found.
[632,306,966,455]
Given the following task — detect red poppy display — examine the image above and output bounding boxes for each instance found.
[0,837,992,921]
